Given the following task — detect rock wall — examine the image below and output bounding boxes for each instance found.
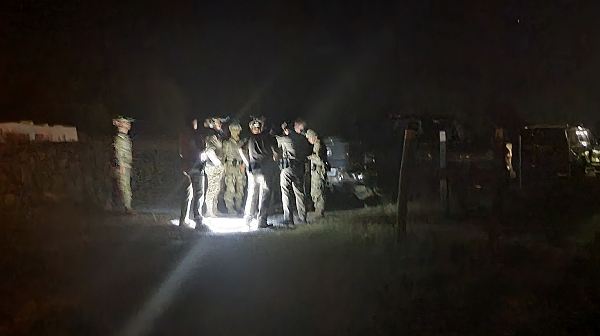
[0,141,112,208]
[0,139,182,210]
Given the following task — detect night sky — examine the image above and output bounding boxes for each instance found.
[1,0,599,138]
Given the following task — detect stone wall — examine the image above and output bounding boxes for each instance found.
[0,141,112,208]
[0,139,182,210]
[130,140,182,208]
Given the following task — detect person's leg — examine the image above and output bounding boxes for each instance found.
[292,166,306,222]
[204,166,222,216]
[310,171,325,217]
[223,166,236,214]
[280,168,294,222]
[190,170,204,220]
[244,172,259,224]
[120,169,132,212]
[234,169,246,212]
[179,173,193,225]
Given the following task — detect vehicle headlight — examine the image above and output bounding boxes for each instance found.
[592,149,600,163]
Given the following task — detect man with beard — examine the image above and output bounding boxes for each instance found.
[238,117,279,228]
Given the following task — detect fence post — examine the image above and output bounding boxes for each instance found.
[397,128,414,240]
[518,134,522,189]
[439,130,448,215]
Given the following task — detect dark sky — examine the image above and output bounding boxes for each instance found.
[1,0,599,138]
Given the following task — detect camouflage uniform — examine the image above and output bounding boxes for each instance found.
[113,131,132,212]
[306,129,327,217]
[204,132,224,217]
[223,127,246,214]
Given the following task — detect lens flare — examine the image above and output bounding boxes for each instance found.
[171,217,255,233]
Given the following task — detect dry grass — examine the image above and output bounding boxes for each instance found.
[2,203,600,335]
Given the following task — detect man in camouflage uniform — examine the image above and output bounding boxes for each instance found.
[306,129,328,217]
[223,121,246,214]
[203,117,226,217]
[112,116,133,213]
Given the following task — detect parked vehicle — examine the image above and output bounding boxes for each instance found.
[519,124,600,187]
[323,136,378,201]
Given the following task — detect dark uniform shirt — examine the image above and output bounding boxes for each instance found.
[242,132,277,168]
[179,128,206,172]
[277,131,311,163]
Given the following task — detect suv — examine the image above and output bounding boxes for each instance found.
[520,125,599,186]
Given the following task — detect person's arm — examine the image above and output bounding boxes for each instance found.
[270,135,280,162]
[204,135,222,166]
[238,138,250,166]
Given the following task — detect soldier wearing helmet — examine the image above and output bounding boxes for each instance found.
[203,117,228,217]
[306,129,328,217]
[110,116,134,213]
[238,117,279,228]
[222,120,247,214]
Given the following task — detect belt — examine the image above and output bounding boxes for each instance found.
[226,159,241,166]
[280,158,304,169]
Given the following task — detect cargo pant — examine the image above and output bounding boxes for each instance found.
[204,164,224,217]
[180,168,205,224]
[112,166,132,212]
[310,163,326,216]
[244,162,278,226]
[280,162,307,223]
[224,162,246,214]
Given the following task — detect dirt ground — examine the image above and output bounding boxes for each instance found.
[2,203,600,335]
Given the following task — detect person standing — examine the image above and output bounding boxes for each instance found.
[203,117,226,217]
[238,117,278,228]
[111,116,134,213]
[179,117,206,227]
[306,129,328,217]
[223,121,246,215]
[294,118,311,201]
[294,118,307,135]
[277,121,312,225]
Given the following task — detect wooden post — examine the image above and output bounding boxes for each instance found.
[439,130,448,215]
[518,134,522,189]
[397,128,414,240]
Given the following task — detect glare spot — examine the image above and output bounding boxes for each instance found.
[171,217,256,234]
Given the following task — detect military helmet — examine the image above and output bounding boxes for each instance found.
[229,121,242,132]
[113,116,134,127]
[249,116,264,128]
[305,129,318,139]
[116,115,134,122]
[204,116,230,129]
[281,121,292,131]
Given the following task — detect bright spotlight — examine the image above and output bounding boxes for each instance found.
[170,219,196,229]
[203,217,255,233]
[170,217,257,233]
